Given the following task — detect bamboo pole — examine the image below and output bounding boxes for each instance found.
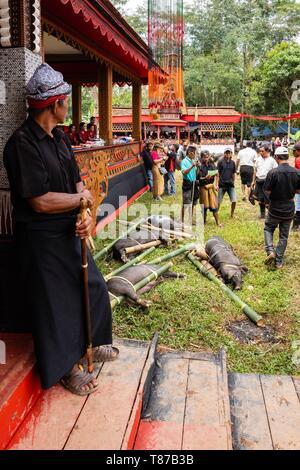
[145,243,197,265]
[124,240,162,255]
[117,219,192,239]
[110,261,173,310]
[145,223,193,239]
[105,246,156,281]
[187,253,264,327]
[93,218,145,261]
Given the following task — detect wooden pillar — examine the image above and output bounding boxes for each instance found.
[176,126,180,140]
[143,124,147,141]
[132,82,142,141]
[98,63,113,145]
[157,126,160,139]
[72,83,82,129]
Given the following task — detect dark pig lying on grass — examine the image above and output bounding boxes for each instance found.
[205,236,248,290]
[113,229,172,263]
[107,264,186,308]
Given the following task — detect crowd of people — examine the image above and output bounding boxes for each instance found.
[140,139,300,270]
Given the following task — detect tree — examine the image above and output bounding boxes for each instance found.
[249,41,300,133]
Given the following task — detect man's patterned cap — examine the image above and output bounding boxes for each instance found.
[26,63,71,101]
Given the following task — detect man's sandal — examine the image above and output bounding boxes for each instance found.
[92,345,119,364]
[60,365,98,396]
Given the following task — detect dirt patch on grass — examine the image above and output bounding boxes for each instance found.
[227,319,280,345]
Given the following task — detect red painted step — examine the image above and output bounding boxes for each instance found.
[134,349,232,450]
[0,334,42,450]
[7,336,157,450]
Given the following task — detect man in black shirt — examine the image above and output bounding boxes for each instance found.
[216,148,237,218]
[140,142,153,192]
[264,146,300,269]
[4,64,117,395]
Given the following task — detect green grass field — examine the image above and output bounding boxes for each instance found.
[94,175,300,376]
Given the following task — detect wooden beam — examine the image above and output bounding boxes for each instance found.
[72,83,82,130]
[132,83,142,141]
[98,64,113,145]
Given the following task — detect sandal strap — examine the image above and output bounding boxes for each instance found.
[62,367,96,389]
[93,345,119,362]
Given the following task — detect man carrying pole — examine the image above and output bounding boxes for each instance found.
[4,64,118,396]
[181,146,199,225]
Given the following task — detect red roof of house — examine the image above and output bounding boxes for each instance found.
[41,0,151,83]
[110,107,241,124]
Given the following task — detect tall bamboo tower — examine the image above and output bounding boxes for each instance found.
[148,0,186,119]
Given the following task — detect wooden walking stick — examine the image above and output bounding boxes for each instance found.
[80,198,93,373]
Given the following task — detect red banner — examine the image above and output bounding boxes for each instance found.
[241,112,300,121]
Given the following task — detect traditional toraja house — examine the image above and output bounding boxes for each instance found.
[0,0,156,329]
[112,106,241,152]
[183,106,241,153]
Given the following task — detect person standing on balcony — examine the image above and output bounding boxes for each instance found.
[3,64,118,396]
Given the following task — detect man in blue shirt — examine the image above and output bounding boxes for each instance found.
[181,146,199,223]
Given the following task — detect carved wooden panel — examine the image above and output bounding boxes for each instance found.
[74,142,142,222]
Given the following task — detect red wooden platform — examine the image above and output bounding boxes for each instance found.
[5,336,157,450]
[0,333,299,450]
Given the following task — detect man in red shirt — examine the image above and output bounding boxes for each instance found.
[293,142,300,230]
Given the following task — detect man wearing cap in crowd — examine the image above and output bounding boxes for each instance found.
[4,64,118,396]
[263,146,300,269]
[216,148,237,218]
[181,146,199,224]
[292,142,300,230]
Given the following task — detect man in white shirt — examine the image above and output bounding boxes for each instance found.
[236,142,257,201]
[252,144,278,219]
